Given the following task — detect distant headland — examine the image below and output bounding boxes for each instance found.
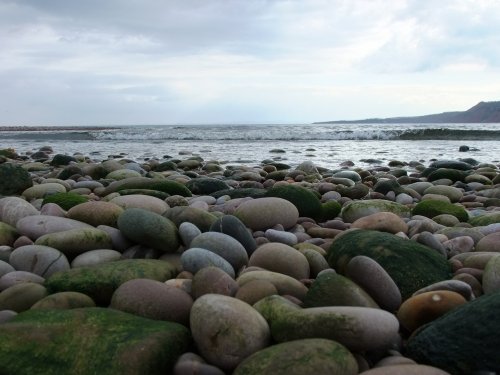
[315,101,500,124]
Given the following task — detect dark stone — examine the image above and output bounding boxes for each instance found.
[459,145,470,152]
[185,177,231,195]
[210,215,257,256]
[0,163,33,196]
[429,160,473,170]
[50,154,77,166]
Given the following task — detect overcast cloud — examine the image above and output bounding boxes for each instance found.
[1,0,499,125]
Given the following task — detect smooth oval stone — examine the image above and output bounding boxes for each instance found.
[110,278,193,325]
[117,208,179,253]
[164,206,217,232]
[35,228,113,257]
[235,197,299,231]
[296,248,330,278]
[0,310,17,323]
[0,283,48,312]
[264,229,298,246]
[190,294,270,371]
[190,232,248,273]
[30,291,96,310]
[0,271,45,291]
[254,295,400,352]
[248,242,309,280]
[476,232,500,252]
[346,255,401,311]
[181,248,235,278]
[304,271,379,308]
[174,353,225,375]
[359,364,451,374]
[483,256,500,294]
[234,338,358,375]
[110,194,169,215]
[442,236,475,257]
[0,197,39,227]
[178,222,201,247]
[333,170,361,182]
[397,291,467,332]
[235,279,278,305]
[16,215,93,241]
[9,245,70,278]
[415,232,447,258]
[0,222,17,247]
[351,212,408,234]
[97,225,133,252]
[22,183,67,201]
[341,199,410,223]
[423,185,463,203]
[209,215,257,256]
[67,201,124,227]
[0,260,15,278]
[237,270,309,300]
[71,249,122,268]
[106,169,142,180]
[412,280,473,301]
[39,202,66,217]
[191,266,238,299]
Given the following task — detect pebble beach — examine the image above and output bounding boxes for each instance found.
[0,144,500,375]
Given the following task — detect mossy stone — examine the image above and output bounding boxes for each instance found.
[0,307,190,375]
[0,163,33,196]
[234,338,358,375]
[468,212,500,226]
[265,184,322,219]
[45,259,177,305]
[164,206,218,232]
[427,168,467,183]
[319,200,342,221]
[30,291,96,310]
[102,177,191,197]
[412,200,468,222]
[327,230,452,300]
[0,222,18,246]
[304,272,378,308]
[42,193,89,210]
[406,292,500,374]
[341,199,411,223]
[35,228,113,257]
[429,160,473,170]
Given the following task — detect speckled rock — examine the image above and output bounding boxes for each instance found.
[110,278,193,325]
[234,338,358,375]
[190,294,270,371]
[9,245,70,277]
[117,208,179,253]
[235,197,299,231]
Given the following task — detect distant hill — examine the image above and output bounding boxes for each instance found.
[315,101,500,124]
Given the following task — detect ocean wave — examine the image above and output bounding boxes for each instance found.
[1,125,499,142]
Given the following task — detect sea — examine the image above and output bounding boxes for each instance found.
[1,123,499,169]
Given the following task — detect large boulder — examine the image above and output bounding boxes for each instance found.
[44,259,177,305]
[0,307,190,375]
[327,230,452,300]
[406,292,500,374]
[0,163,33,196]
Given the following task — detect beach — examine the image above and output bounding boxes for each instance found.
[0,138,500,374]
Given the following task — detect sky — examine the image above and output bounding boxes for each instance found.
[1,0,499,125]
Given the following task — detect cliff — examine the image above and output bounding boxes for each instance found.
[315,101,500,124]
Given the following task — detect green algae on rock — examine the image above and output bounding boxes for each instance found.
[0,163,33,196]
[253,295,399,352]
[341,199,411,223]
[412,200,469,222]
[265,184,323,219]
[45,259,177,305]
[234,338,358,375]
[406,292,500,375]
[327,230,452,300]
[0,307,190,375]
